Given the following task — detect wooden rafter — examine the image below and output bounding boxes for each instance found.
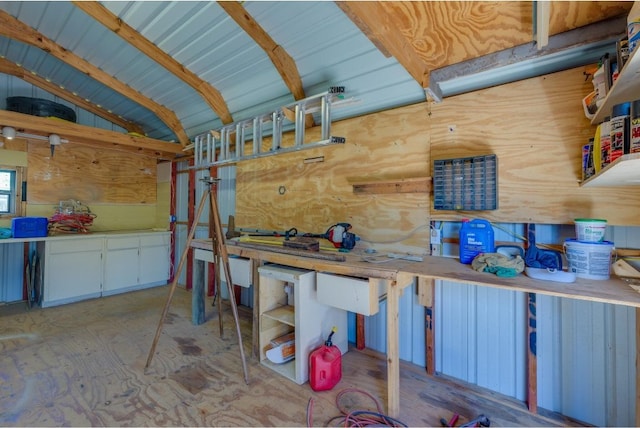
[0,9,190,147]
[0,109,183,160]
[336,1,429,88]
[0,57,145,135]
[218,1,314,128]
[72,1,233,125]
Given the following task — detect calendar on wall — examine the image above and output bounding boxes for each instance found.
[433,154,498,211]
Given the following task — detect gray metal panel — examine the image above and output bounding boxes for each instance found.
[363,281,423,364]
[537,295,636,426]
[0,242,24,303]
[435,280,527,400]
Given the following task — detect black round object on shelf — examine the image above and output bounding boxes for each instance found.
[6,96,76,122]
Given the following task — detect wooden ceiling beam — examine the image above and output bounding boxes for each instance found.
[218,1,314,128]
[0,57,145,135]
[72,1,233,126]
[0,9,190,147]
[336,1,429,88]
[0,109,183,160]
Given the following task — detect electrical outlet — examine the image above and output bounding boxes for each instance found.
[430,228,441,245]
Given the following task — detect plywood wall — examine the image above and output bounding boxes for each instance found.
[27,142,156,204]
[236,105,432,255]
[235,66,640,255]
[0,139,160,231]
[430,67,640,225]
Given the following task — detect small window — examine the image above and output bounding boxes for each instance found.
[0,167,22,217]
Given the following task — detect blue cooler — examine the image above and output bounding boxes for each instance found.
[11,217,48,238]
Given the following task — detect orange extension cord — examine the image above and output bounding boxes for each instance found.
[306,387,407,427]
[48,212,97,234]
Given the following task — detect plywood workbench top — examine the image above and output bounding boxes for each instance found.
[191,238,640,309]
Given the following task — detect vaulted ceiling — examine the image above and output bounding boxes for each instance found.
[0,1,632,159]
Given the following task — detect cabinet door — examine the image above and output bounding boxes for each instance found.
[139,233,170,285]
[44,238,103,306]
[103,237,139,294]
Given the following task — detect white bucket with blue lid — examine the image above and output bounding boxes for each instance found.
[564,239,614,280]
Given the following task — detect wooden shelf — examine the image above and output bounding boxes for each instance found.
[592,46,640,124]
[349,177,431,194]
[262,305,295,326]
[580,153,640,187]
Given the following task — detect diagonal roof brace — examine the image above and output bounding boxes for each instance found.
[427,15,626,103]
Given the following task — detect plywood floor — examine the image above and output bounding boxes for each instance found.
[0,286,584,427]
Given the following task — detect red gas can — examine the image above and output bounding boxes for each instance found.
[309,328,342,391]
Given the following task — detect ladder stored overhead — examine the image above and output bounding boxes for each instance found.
[193,88,351,168]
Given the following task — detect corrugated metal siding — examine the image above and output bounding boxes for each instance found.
[358,220,636,426]
[0,75,128,134]
[0,242,24,303]
[435,281,527,400]
[361,280,425,365]
[537,296,636,426]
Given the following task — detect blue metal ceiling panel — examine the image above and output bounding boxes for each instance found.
[0,0,425,144]
[0,0,607,146]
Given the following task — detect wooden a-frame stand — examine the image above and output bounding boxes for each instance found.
[145,177,249,384]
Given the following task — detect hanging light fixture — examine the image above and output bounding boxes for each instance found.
[49,134,61,145]
[1,126,16,140]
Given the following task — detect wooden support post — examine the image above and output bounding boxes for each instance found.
[635,308,640,427]
[186,159,195,290]
[356,314,365,350]
[192,258,205,325]
[386,277,401,417]
[418,277,436,375]
[251,258,261,359]
[169,161,177,282]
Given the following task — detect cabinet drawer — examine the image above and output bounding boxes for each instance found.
[316,272,385,316]
[194,250,252,288]
[221,257,252,288]
[140,233,170,247]
[48,238,103,254]
[106,237,139,250]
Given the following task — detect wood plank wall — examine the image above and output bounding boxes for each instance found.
[27,143,156,204]
[0,140,159,231]
[236,67,640,255]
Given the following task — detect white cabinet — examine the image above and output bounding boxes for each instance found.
[104,232,171,296]
[258,264,347,385]
[42,237,103,307]
[139,233,171,286]
[41,231,171,307]
[103,236,139,294]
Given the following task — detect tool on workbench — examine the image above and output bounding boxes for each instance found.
[145,177,249,384]
[239,227,298,240]
[303,223,357,250]
[225,215,242,239]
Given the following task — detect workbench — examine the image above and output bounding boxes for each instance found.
[190,238,640,418]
